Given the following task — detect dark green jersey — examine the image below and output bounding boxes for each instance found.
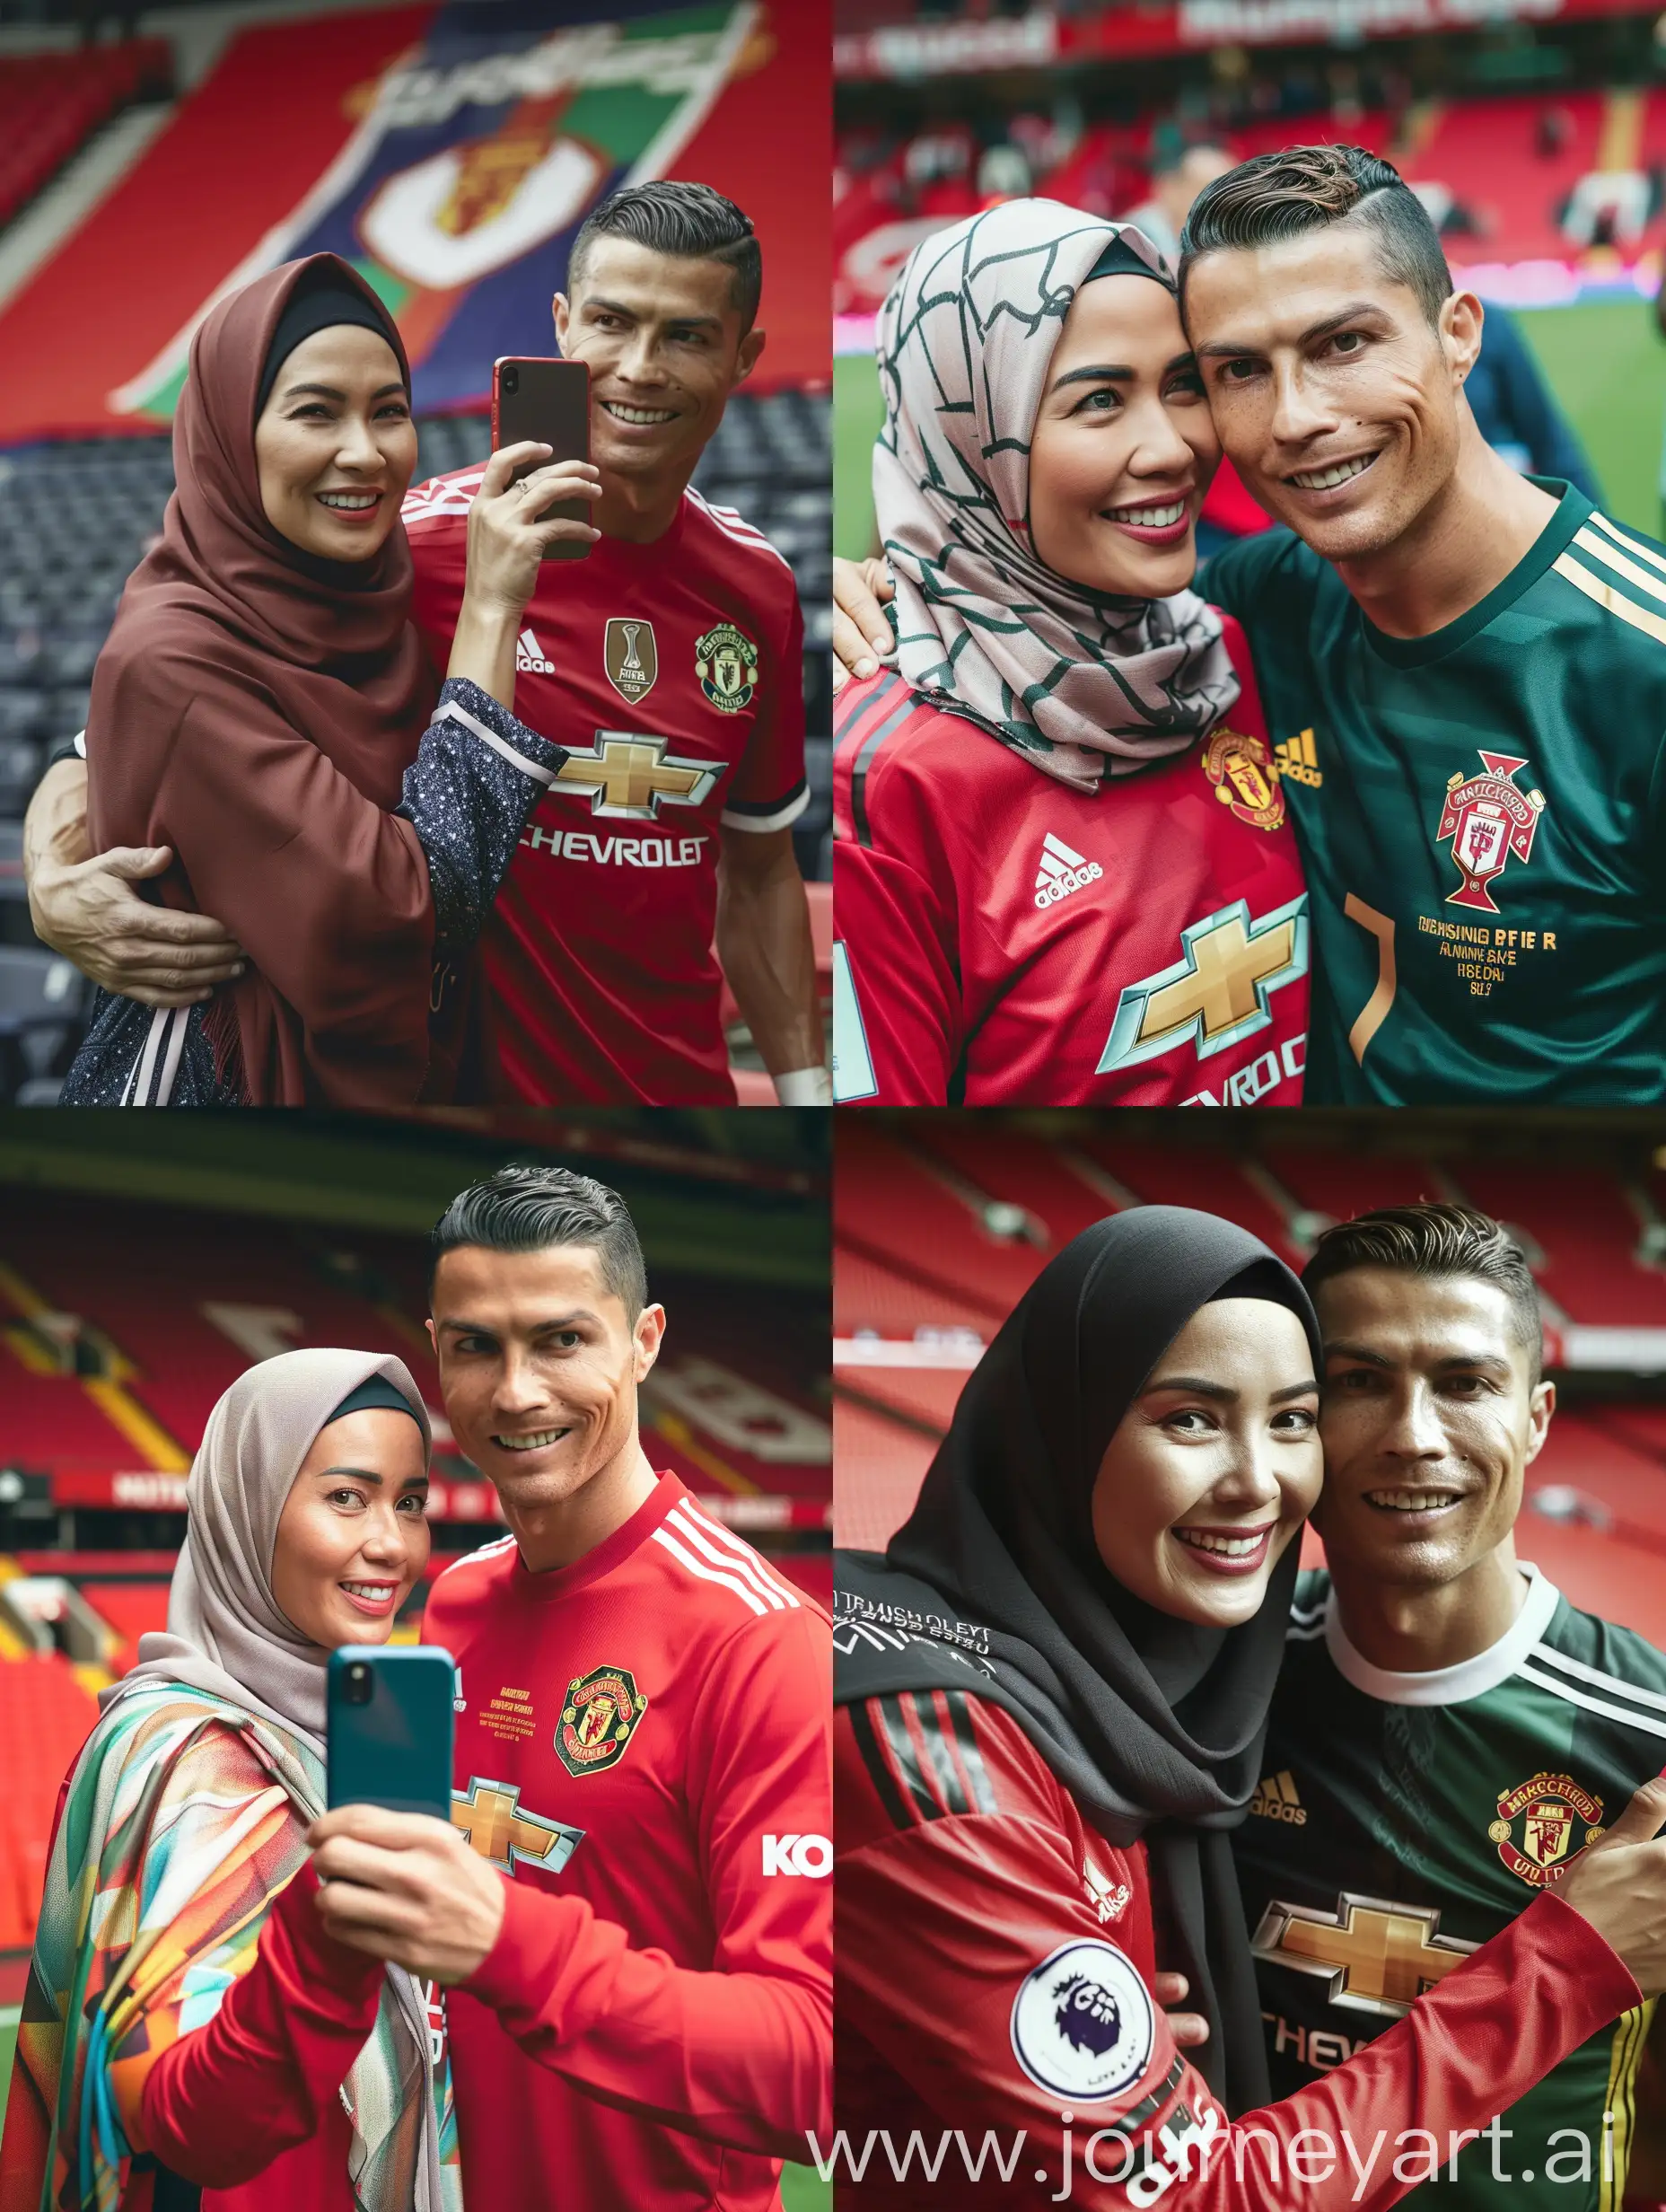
[1235,1567,1663,2208]
[1206,485,1666,1102]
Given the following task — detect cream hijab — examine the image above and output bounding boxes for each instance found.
[107,1346,431,1739]
[873,197,1241,792]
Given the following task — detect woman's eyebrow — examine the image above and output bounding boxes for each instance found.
[1048,364,1133,394]
[281,382,407,403]
[1144,1374,1233,1400]
[312,1463,384,1482]
[1270,1379,1320,1403]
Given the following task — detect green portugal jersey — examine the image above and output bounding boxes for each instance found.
[1234,1567,1663,2208]
[1205,484,1666,1102]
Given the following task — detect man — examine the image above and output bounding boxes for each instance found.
[307,1165,831,2212]
[833,146,1666,1102]
[1235,1201,1666,2204]
[1121,136,1235,267]
[22,180,829,1107]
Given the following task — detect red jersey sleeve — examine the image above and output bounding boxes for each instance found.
[460,1602,831,2160]
[137,1864,383,2189]
[832,675,965,1104]
[402,474,472,679]
[721,573,809,832]
[837,1690,1639,2208]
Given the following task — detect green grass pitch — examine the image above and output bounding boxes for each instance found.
[835,296,1666,557]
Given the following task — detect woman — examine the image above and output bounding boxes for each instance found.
[834,1207,1657,2207]
[830,200,1308,1107]
[61,251,596,1108]
[2,1348,457,2210]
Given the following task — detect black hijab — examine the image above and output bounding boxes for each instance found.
[834,1206,1322,2114]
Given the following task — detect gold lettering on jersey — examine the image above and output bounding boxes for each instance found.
[481,1684,535,1744]
[1273,728,1322,788]
[554,733,719,820]
[1490,1771,1604,1888]
[1416,912,1563,996]
[452,1778,583,1877]
[557,1663,649,1778]
[1436,751,1547,914]
[1251,1894,1477,2018]
[1203,727,1285,831]
[604,618,658,705]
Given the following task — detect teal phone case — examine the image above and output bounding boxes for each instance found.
[327,1645,454,1821]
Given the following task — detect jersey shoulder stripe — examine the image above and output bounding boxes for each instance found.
[1515,1656,1666,1742]
[1553,514,1666,653]
[833,678,943,850]
[684,486,794,575]
[850,1689,998,1828]
[428,1530,518,1595]
[668,1497,808,1613]
[403,468,486,527]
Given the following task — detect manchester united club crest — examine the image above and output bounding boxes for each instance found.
[556,1664,648,1778]
[1203,727,1285,832]
[604,618,658,706]
[1487,1771,1604,1887]
[695,621,759,713]
[1436,751,1547,914]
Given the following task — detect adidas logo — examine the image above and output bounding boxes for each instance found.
[1273,728,1322,788]
[1250,1770,1307,1825]
[515,627,555,675]
[1032,830,1103,909]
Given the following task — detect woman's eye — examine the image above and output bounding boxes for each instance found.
[1165,1408,1214,1435]
[329,1488,364,1509]
[1275,1408,1318,1433]
[397,1493,427,1515]
[1074,388,1118,415]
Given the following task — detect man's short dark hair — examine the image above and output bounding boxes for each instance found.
[569,180,761,330]
[1302,1201,1542,1381]
[1178,143,1453,329]
[429,1165,647,1321]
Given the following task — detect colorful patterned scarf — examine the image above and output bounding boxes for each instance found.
[7,1681,461,2212]
[872,198,1241,792]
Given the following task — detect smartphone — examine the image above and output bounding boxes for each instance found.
[492,356,592,561]
[327,1645,454,1822]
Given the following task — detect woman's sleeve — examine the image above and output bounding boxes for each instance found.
[137,666,565,1087]
[835,1694,1639,2209]
[97,1727,383,2189]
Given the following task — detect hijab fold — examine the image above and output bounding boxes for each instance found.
[835,1207,1322,2114]
[873,198,1241,792]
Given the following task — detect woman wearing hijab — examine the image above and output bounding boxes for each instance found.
[834,1207,1662,2208]
[830,200,1308,1108]
[60,251,595,1109]
[1,1349,457,2212]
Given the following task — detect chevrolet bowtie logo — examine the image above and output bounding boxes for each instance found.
[555,733,718,819]
[1097,895,1309,1074]
[452,1778,583,1876]
[1252,1892,1476,2017]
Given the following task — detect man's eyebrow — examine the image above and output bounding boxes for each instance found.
[1322,1340,1394,1368]
[436,1310,601,1333]
[1322,1340,1513,1374]
[1195,302,1385,361]
[583,294,723,332]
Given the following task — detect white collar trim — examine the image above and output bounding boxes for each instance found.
[1324,1562,1560,1706]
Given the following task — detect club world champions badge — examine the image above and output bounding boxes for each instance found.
[605,618,658,706]
[695,621,759,713]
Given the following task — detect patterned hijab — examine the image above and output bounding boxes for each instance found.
[873,198,1241,791]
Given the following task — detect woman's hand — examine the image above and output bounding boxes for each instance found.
[1550,1775,1666,1993]
[833,554,896,690]
[462,441,601,620]
[309,1805,506,1986]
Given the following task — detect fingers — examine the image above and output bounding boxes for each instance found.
[100,845,173,882]
[832,564,895,665]
[309,1805,453,1850]
[1152,1973,1189,2005]
[833,602,880,686]
[479,442,552,496]
[1592,1774,1666,1851]
[859,556,897,602]
[513,461,601,502]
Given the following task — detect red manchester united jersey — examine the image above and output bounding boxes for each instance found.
[426,1471,831,2212]
[835,1685,1638,2208]
[831,614,1310,1107]
[404,472,808,1103]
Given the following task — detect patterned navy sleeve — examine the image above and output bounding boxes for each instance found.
[397,678,567,955]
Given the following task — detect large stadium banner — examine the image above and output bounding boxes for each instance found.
[0,0,827,443]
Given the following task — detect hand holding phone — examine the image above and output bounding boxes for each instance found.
[492,356,593,562]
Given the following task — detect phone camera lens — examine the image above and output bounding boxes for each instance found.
[345,1662,372,1707]
[503,365,519,395]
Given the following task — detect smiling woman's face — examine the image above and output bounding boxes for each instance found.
[252,325,417,563]
[268,1406,430,1650]
[1089,1297,1322,1628]
[1026,272,1219,601]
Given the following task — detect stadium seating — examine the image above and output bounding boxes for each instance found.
[0,1650,99,1949]
[0,41,171,229]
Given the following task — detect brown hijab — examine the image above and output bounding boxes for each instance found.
[86,253,442,1106]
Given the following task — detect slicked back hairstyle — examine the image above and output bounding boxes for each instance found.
[569,180,761,330]
[429,1165,648,1321]
[1302,1201,1542,1381]
[1178,143,1453,329]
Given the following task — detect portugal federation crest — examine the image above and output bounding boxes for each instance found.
[1203,726,1285,832]
[557,1664,648,1778]
[1436,750,1546,913]
[1487,1771,1604,1887]
[695,621,759,713]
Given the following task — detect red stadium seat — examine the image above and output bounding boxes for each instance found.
[0,1655,99,1949]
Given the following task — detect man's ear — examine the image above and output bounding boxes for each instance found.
[552,293,572,358]
[425,1316,438,1358]
[1522,1377,1556,1470]
[1441,289,1484,391]
[733,326,767,391]
[633,1303,666,1383]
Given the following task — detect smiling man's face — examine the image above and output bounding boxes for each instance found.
[428,1242,663,1518]
[1310,1264,1553,1593]
[1182,221,1477,565]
